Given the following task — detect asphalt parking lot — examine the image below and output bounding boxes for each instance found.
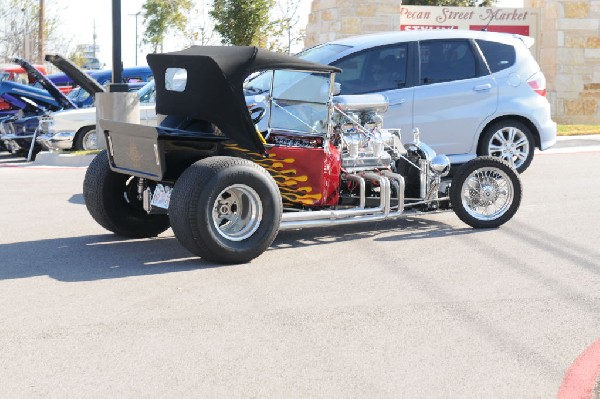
[0,141,599,398]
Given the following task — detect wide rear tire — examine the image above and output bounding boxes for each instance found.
[83,151,170,237]
[450,156,521,229]
[169,156,282,264]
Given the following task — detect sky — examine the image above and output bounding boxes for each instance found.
[59,0,524,69]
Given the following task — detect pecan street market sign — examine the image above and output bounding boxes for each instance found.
[399,5,535,36]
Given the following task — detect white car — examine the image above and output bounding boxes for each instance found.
[245,30,556,172]
[37,81,157,151]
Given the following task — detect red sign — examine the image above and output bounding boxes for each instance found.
[469,25,530,35]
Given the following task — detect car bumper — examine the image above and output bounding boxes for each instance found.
[37,131,76,151]
[538,119,557,151]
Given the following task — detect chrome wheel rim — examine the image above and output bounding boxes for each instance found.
[487,127,529,169]
[82,129,98,150]
[461,167,514,221]
[212,184,262,241]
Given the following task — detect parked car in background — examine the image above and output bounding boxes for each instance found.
[0,63,47,84]
[62,66,153,108]
[46,72,76,94]
[0,55,104,157]
[0,63,48,112]
[37,80,157,151]
[245,30,556,172]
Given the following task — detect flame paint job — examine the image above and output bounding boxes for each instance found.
[224,143,341,207]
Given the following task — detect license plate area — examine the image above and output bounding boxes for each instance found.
[150,184,172,210]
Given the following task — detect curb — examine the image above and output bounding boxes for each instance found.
[33,151,97,167]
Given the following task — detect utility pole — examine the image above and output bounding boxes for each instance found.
[38,0,44,64]
[21,8,29,60]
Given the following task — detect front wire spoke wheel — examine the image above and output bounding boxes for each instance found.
[462,168,513,221]
[450,157,522,229]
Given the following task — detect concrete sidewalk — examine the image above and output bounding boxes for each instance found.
[33,151,98,167]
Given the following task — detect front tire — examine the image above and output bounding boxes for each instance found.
[450,156,521,229]
[169,156,282,264]
[479,120,534,173]
[74,126,97,151]
[83,150,170,237]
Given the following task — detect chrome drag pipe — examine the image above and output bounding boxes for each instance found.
[280,172,391,228]
[381,170,405,216]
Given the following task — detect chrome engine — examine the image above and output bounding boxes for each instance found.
[329,94,451,209]
[333,94,404,172]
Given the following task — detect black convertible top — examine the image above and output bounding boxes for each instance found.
[147,46,340,154]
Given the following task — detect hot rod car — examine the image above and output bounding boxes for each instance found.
[83,46,522,264]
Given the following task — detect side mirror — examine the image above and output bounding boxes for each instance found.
[333,82,341,96]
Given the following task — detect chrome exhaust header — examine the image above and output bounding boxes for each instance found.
[280,170,403,230]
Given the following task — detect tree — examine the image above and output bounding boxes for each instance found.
[0,0,62,63]
[210,0,274,46]
[68,49,87,68]
[182,2,218,47]
[142,0,193,53]
[402,0,496,6]
[266,0,304,54]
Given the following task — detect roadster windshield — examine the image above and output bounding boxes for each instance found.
[244,44,350,95]
[268,70,332,135]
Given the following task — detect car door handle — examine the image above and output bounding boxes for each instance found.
[389,99,406,106]
[473,84,492,92]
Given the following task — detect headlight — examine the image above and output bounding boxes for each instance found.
[38,115,54,134]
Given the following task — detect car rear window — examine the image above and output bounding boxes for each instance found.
[476,39,516,73]
[419,40,477,85]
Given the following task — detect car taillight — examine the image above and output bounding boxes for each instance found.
[527,72,547,96]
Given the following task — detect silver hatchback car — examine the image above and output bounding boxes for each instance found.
[245,30,556,172]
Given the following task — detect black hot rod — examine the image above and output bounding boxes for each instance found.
[83,46,521,264]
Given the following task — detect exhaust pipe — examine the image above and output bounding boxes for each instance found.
[280,171,393,230]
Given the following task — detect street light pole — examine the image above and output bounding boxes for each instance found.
[129,11,141,66]
[21,8,29,60]
[111,0,126,91]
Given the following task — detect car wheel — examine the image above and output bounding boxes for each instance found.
[479,120,534,173]
[83,150,170,237]
[74,126,98,151]
[169,156,282,264]
[450,156,522,229]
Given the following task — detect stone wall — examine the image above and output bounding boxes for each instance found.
[306,0,600,124]
[526,0,600,124]
[305,0,402,47]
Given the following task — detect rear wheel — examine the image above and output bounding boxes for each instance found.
[450,156,521,229]
[169,156,282,264]
[83,150,170,237]
[479,120,534,173]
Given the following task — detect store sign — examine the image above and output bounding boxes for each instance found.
[399,6,534,36]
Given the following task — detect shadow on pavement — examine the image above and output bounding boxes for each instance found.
[0,234,211,282]
[0,216,477,283]
[272,216,476,249]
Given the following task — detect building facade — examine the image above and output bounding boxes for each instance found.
[305,0,600,124]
